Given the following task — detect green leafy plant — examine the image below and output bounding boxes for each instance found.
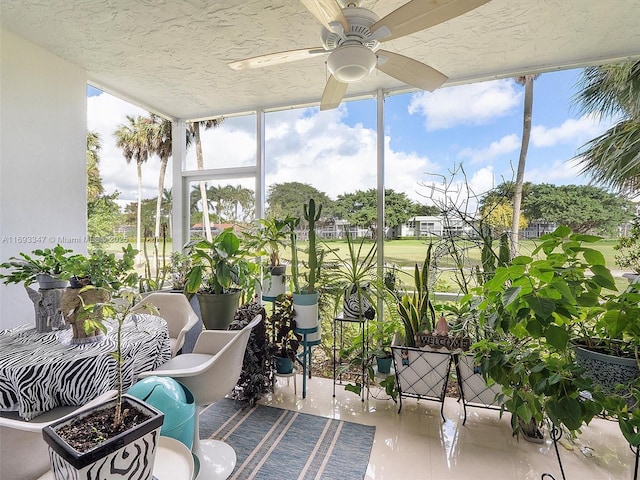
[0,244,74,286]
[369,317,399,359]
[184,227,259,297]
[76,286,156,428]
[66,245,139,289]
[396,242,437,347]
[324,231,377,318]
[470,226,613,438]
[268,294,301,362]
[246,216,295,269]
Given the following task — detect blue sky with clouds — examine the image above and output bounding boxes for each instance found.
[87,67,610,209]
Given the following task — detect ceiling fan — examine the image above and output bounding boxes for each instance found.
[228,0,491,110]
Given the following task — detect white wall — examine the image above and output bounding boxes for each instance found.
[1,30,88,329]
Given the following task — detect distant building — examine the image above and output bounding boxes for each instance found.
[520,221,557,239]
[392,216,472,239]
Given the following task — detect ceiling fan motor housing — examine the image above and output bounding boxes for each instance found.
[322,7,381,83]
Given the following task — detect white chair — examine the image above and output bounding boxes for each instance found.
[133,292,201,357]
[0,390,117,480]
[138,314,261,480]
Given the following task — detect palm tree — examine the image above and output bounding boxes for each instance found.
[114,115,152,258]
[161,188,173,234]
[510,74,539,257]
[86,131,104,203]
[573,61,640,194]
[146,114,173,239]
[187,119,223,241]
[223,184,254,222]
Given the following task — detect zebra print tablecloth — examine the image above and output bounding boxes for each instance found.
[0,313,171,420]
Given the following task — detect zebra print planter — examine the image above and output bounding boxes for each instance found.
[42,394,164,480]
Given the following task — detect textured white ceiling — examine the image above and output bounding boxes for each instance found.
[2,0,640,120]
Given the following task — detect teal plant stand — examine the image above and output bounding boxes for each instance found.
[295,326,318,399]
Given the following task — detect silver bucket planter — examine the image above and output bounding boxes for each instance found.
[574,344,639,397]
[42,394,164,480]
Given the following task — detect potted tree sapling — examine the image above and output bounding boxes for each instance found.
[42,287,164,480]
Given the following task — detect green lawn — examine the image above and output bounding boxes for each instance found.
[321,237,628,293]
[99,236,628,294]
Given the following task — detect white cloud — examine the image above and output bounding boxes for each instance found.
[458,134,520,164]
[87,93,162,206]
[88,95,436,210]
[531,114,609,148]
[408,79,521,130]
[264,107,436,202]
[526,157,585,184]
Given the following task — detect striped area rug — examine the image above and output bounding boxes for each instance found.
[199,398,375,480]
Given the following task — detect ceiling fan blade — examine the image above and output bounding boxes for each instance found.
[371,0,491,42]
[300,0,349,32]
[228,48,327,70]
[320,75,348,111]
[376,50,448,91]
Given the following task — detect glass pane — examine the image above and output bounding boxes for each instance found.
[188,178,255,240]
[264,100,377,237]
[185,114,257,170]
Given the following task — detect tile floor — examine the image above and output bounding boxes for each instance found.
[263,374,635,480]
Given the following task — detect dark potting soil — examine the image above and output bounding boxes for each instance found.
[55,400,151,452]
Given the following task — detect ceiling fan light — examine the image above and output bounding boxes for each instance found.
[327,45,376,83]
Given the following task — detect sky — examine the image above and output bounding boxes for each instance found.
[87,68,612,212]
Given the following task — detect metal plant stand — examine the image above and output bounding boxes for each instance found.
[333,313,368,401]
[540,423,566,480]
[390,345,452,421]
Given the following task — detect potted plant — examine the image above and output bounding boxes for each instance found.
[246,216,295,299]
[42,287,164,479]
[65,245,140,290]
[1,244,76,332]
[470,227,610,441]
[324,231,377,320]
[572,282,640,399]
[291,199,324,342]
[61,245,140,343]
[228,299,270,406]
[369,317,398,374]
[268,294,301,374]
[389,243,461,416]
[0,244,74,289]
[184,227,259,330]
